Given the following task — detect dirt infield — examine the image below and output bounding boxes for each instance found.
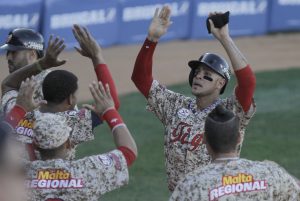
[0,33,299,101]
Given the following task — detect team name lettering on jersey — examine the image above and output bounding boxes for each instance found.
[15,119,34,138]
[170,122,204,151]
[26,169,84,189]
[209,173,267,201]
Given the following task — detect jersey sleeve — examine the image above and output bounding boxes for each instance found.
[61,108,95,145]
[146,80,186,125]
[224,90,256,130]
[265,161,300,200]
[1,90,18,114]
[81,149,129,195]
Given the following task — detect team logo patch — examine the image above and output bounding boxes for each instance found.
[98,155,113,167]
[177,108,190,119]
[209,173,267,201]
[26,169,84,189]
[24,41,43,50]
[67,110,77,117]
[110,153,121,171]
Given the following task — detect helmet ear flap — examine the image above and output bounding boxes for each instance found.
[189,68,195,87]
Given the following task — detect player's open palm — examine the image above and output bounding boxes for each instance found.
[41,35,66,68]
[72,24,102,61]
[16,77,47,112]
[148,6,172,42]
[208,12,230,41]
[84,81,114,116]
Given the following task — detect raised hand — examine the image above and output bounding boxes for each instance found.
[16,77,47,112]
[39,35,66,69]
[208,12,230,42]
[148,6,172,42]
[72,24,105,65]
[83,81,114,116]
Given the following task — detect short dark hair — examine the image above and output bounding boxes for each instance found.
[37,145,64,160]
[205,105,240,153]
[42,70,78,104]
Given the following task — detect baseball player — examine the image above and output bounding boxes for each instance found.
[10,25,120,161]
[170,105,300,201]
[0,77,41,201]
[131,7,256,191]
[1,28,66,114]
[25,81,137,201]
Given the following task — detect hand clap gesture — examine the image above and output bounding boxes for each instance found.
[83,81,114,116]
[16,77,47,112]
[148,6,172,42]
[39,35,66,69]
[72,24,105,65]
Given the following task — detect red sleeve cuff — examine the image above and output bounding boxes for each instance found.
[144,38,158,48]
[5,105,26,128]
[102,108,124,132]
[118,146,136,167]
[131,38,156,98]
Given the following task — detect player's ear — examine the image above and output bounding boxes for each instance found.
[216,77,226,90]
[28,49,38,60]
[67,94,73,106]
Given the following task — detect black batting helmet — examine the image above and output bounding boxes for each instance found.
[188,53,230,94]
[0,28,44,58]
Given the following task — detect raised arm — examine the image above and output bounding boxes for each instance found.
[208,12,256,112]
[1,36,66,94]
[131,6,172,98]
[88,81,137,166]
[72,24,120,109]
[5,77,46,128]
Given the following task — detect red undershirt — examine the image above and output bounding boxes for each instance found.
[95,64,120,110]
[132,38,256,112]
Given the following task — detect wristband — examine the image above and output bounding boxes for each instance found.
[102,108,125,132]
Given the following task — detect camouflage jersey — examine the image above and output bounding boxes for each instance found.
[25,149,129,201]
[1,70,51,114]
[170,158,300,201]
[147,80,256,191]
[16,109,94,160]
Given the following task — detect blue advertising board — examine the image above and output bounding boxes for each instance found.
[190,0,269,39]
[42,0,119,49]
[269,0,300,31]
[118,0,191,44]
[0,0,42,47]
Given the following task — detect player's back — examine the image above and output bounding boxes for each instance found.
[25,149,129,201]
[170,158,300,201]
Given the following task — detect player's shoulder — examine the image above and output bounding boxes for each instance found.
[35,69,52,80]
[28,158,70,172]
[183,162,222,181]
[151,79,190,100]
[1,89,18,106]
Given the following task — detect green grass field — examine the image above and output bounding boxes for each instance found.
[76,68,300,201]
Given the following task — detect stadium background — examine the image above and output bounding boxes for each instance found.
[0,0,300,200]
